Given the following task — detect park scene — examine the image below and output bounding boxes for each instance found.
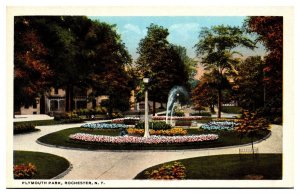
[12,15,283,183]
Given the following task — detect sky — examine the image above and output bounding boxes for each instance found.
[89,16,266,60]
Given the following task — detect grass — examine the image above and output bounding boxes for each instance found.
[13,150,70,179]
[37,127,270,150]
[14,120,71,126]
[134,154,282,180]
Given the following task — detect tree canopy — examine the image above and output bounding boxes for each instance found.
[14,16,132,114]
[136,24,190,113]
[194,25,256,118]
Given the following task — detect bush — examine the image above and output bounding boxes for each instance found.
[136,121,171,130]
[190,111,212,117]
[112,112,123,119]
[54,112,83,123]
[74,107,107,116]
[13,163,37,179]
[221,106,242,114]
[144,161,186,180]
[14,124,36,134]
[175,120,192,126]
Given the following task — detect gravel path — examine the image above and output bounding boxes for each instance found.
[13,122,282,180]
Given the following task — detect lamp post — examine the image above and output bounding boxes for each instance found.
[143,77,150,138]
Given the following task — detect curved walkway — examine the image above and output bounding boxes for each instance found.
[13,122,282,180]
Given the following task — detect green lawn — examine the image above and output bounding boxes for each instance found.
[37,127,270,150]
[14,120,73,127]
[134,154,282,180]
[13,151,70,179]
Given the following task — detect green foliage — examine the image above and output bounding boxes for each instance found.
[221,106,242,114]
[190,111,212,117]
[235,56,265,111]
[136,24,190,104]
[135,154,282,179]
[136,121,172,130]
[13,123,37,134]
[14,16,132,113]
[194,25,256,118]
[174,107,185,117]
[13,151,70,179]
[54,112,83,123]
[74,107,107,116]
[244,17,282,122]
[175,120,192,126]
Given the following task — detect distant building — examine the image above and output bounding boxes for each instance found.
[17,87,109,115]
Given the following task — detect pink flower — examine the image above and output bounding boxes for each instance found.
[69,133,218,144]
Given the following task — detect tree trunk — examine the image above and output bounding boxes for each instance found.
[152,100,156,116]
[217,88,222,118]
[65,85,74,112]
[65,86,69,112]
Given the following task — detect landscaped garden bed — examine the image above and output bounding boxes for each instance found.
[134,154,282,180]
[37,124,270,150]
[13,151,70,179]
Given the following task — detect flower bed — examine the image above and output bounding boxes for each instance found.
[112,117,140,125]
[153,116,204,121]
[127,128,187,136]
[13,163,37,179]
[200,121,239,131]
[144,161,186,180]
[69,133,218,144]
[81,123,127,129]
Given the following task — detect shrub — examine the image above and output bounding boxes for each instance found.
[144,161,186,180]
[54,112,83,123]
[13,163,37,179]
[190,111,212,117]
[14,124,36,134]
[175,120,192,126]
[112,112,123,119]
[136,121,171,130]
[221,106,242,114]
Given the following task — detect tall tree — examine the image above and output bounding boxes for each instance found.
[235,56,265,111]
[14,16,132,115]
[14,17,53,113]
[194,25,256,118]
[244,17,283,122]
[136,24,189,115]
[85,21,132,117]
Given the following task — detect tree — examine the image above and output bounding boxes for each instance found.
[14,17,53,113]
[191,75,218,113]
[85,21,132,117]
[244,17,283,123]
[136,24,189,115]
[235,110,270,156]
[235,56,265,111]
[195,25,256,118]
[14,16,132,115]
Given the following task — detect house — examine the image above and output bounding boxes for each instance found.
[17,87,109,115]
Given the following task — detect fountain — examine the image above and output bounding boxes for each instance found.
[165,86,188,125]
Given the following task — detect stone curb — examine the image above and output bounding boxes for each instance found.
[51,162,73,180]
